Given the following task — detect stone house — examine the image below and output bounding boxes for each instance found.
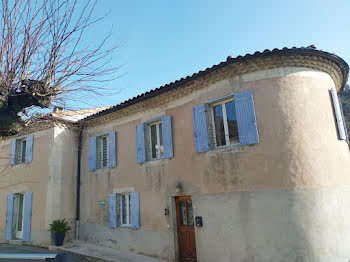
[1,47,350,262]
[0,108,105,246]
[0,120,78,246]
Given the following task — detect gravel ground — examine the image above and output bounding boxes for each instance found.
[0,244,87,262]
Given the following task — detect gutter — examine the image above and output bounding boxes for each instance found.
[75,127,83,240]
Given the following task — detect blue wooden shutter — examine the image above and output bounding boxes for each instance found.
[331,88,346,140]
[5,194,14,240]
[234,90,259,145]
[109,131,117,167]
[25,134,34,163]
[130,192,140,229]
[192,104,209,152]
[10,140,16,166]
[23,192,32,241]
[89,136,97,171]
[136,124,146,163]
[162,115,173,159]
[108,194,117,228]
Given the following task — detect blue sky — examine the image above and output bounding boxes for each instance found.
[69,0,350,109]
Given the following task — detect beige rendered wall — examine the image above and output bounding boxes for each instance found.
[46,126,78,243]
[0,125,78,246]
[80,67,350,261]
[0,128,53,245]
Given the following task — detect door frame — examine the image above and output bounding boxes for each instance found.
[173,195,197,262]
[13,193,25,240]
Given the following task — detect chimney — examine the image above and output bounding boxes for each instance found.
[53,106,64,113]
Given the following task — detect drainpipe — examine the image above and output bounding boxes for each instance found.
[75,127,83,240]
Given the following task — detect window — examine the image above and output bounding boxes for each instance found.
[211,98,239,147]
[15,138,27,164]
[97,135,109,169]
[136,115,173,163]
[10,135,34,166]
[120,193,131,226]
[12,193,24,239]
[89,131,116,171]
[148,121,163,159]
[5,192,33,241]
[108,192,140,229]
[192,90,259,152]
[331,88,348,141]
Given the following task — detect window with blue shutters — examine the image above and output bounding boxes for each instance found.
[5,192,32,241]
[97,135,109,169]
[136,115,173,163]
[10,134,34,166]
[89,131,116,170]
[192,90,259,151]
[108,191,140,229]
[210,98,239,147]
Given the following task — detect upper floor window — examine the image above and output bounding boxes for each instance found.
[10,135,34,166]
[15,138,27,164]
[330,88,348,142]
[97,135,109,169]
[89,131,116,171]
[136,115,173,163]
[148,121,163,160]
[192,90,259,152]
[211,98,239,147]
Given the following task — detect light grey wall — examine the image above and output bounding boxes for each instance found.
[192,187,350,262]
[80,223,170,259]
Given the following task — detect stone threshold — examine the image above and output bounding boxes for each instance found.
[49,241,167,262]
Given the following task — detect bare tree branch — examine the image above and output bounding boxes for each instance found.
[0,0,119,136]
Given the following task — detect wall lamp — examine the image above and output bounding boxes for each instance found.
[176,182,183,193]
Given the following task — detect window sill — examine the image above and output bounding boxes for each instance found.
[142,158,168,167]
[11,162,29,168]
[214,142,240,150]
[209,143,245,155]
[96,166,110,170]
[148,157,163,162]
[119,224,132,228]
[92,167,112,176]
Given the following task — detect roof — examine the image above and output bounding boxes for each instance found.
[81,46,349,123]
[51,107,110,122]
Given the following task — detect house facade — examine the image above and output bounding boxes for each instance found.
[0,121,78,246]
[0,47,350,262]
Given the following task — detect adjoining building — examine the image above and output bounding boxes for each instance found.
[0,47,349,262]
[0,108,106,246]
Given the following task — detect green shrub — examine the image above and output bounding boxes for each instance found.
[49,219,72,234]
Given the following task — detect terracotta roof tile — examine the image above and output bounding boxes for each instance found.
[81,46,349,123]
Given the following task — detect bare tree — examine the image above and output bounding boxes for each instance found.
[0,0,118,136]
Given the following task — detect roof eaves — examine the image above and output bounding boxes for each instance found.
[80,46,349,123]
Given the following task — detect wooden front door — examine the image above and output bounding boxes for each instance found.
[175,196,197,262]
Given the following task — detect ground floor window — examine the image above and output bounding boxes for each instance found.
[120,193,131,226]
[108,191,140,229]
[6,192,32,241]
[12,193,24,239]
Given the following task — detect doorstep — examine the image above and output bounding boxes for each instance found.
[8,240,23,245]
[49,241,167,262]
